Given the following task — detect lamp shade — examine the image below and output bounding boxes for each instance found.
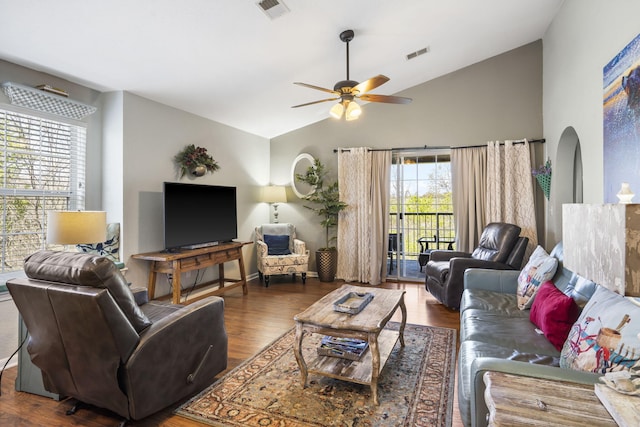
[345,101,362,121]
[47,211,107,245]
[329,102,344,119]
[262,186,287,204]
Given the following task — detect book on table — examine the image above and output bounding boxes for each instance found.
[317,336,369,360]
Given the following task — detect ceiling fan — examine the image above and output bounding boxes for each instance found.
[292,29,412,121]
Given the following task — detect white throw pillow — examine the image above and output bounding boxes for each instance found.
[516,246,559,310]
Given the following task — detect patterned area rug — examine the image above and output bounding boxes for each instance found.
[176,322,457,426]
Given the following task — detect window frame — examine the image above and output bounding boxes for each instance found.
[0,104,87,273]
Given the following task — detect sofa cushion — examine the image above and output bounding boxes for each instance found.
[530,282,580,351]
[461,308,560,356]
[461,289,523,317]
[457,340,560,426]
[516,246,558,310]
[24,250,151,333]
[562,273,598,308]
[560,285,640,373]
[263,234,291,255]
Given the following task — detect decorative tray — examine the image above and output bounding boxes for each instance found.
[333,292,374,314]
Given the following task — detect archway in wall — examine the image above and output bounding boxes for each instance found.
[551,126,583,244]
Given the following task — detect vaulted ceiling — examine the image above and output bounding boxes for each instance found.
[0,0,563,138]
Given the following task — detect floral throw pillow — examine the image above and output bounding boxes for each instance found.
[76,222,120,262]
[516,246,559,310]
[560,285,640,373]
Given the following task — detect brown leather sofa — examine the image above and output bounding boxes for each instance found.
[7,250,228,421]
[425,222,528,309]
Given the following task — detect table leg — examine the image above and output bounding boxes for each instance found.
[399,295,407,347]
[293,323,308,388]
[172,260,181,304]
[147,261,157,300]
[237,250,248,295]
[219,263,224,288]
[369,331,380,405]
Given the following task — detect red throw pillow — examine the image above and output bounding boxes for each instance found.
[529,281,580,351]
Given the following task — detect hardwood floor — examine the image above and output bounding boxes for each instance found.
[0,277,463,426]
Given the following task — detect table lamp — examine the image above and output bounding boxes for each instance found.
[262,186,287,223]
[47,211,107,246]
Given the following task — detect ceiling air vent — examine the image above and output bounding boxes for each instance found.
[257,0,290,20]
[406,46,430,61]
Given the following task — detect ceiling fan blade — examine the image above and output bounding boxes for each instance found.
[294,82,340,95]
[292,98,340,108]
[359,93,412,104]
[352,75,390,94]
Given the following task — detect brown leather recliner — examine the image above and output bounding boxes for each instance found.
[425,222,529,309]
[7,250,228,421]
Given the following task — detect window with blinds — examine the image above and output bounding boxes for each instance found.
[0,108,86,272]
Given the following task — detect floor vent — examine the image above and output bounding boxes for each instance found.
[257,0,290,20]
[406,46,430,61]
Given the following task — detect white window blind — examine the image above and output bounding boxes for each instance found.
[0,108,86,272]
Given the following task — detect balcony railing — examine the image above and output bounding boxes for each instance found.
[388,212,455,259]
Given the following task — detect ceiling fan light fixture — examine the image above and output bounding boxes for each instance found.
[292,29,412,116]
[345,101,361,121]
[329,102,344,119]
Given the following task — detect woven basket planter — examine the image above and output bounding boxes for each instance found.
[535,173,551,200]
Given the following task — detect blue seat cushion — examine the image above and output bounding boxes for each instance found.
[264,234,291,255]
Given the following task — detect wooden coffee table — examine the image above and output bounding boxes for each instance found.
[293,284,407,405]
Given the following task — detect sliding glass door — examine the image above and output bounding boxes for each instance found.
[389,150,453,280]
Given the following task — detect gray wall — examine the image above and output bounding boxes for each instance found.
[543,0,640,245]
[117,92,269,294]
[0,60,271,296]
[271,41,544,265]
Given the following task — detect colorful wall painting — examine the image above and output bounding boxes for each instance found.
[604,33,640,203]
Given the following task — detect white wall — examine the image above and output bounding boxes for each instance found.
[543,0,640,245]
[101,92,124,226]
[113,92,269,295]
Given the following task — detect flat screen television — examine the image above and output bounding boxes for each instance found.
[163,182,237,251]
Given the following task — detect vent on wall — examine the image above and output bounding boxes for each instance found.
[1,82,97,120]
[257,0,290,20]
[406,46,430,61]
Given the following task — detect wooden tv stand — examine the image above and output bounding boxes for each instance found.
[132,241,249,304]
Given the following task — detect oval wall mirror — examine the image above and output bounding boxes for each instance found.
[290,153,316,198]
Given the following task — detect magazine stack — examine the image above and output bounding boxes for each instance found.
[317,336,369,360]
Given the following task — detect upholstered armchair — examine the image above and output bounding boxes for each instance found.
[425,222,529,309]
[255,223,309,287]
[7,250,227,422]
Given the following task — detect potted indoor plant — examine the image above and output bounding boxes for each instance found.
[296,159,347,281]
[175,144,220,178]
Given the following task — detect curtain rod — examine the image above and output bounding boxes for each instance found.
[332,138,545,153]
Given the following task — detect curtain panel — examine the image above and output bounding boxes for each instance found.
[451,146,487,253]
[337,148,390,285]
[486,140,538,257]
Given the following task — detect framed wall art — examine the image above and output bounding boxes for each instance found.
[604,33,640,202]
